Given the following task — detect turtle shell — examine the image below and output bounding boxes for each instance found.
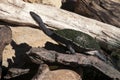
[54,29,100,52]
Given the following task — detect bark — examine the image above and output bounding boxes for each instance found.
[75,0,120,28]
[0,0,120,51]
[27,47,120,80]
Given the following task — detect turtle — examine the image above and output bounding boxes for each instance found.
[30,11,106,61]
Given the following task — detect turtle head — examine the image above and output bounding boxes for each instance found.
[30,11,53,36]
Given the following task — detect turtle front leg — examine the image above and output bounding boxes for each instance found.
[66,44,75,54]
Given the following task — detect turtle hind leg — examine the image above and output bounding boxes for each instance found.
[66,44,75,54]
[85,50,107,61]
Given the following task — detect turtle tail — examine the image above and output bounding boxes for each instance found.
[30,11,53,36]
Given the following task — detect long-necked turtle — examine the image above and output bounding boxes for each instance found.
[30,11,106,61]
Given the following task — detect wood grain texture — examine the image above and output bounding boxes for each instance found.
[75,0,120,28]
[0,0,120,51]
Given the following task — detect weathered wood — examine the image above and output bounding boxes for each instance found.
[0,25,12,79]
[27,47,120,79]
[4,68,29,79]
[0,0,120,51]
[31,64,49,80]
[75,0,120,28]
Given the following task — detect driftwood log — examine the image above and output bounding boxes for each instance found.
[4,68,29,79]
[0,25,12,79]
[0,0,120,51]
[27,47,120,80]
[74,0,120,28]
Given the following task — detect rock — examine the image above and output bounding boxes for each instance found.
[0,25,12,79]
[2,44,15,67]
[11,26,56,47]
[23,0,62,8]
[32,64,82,80]
[41,69,81,80]
[3,26,56,67]
[0,25,12,58]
